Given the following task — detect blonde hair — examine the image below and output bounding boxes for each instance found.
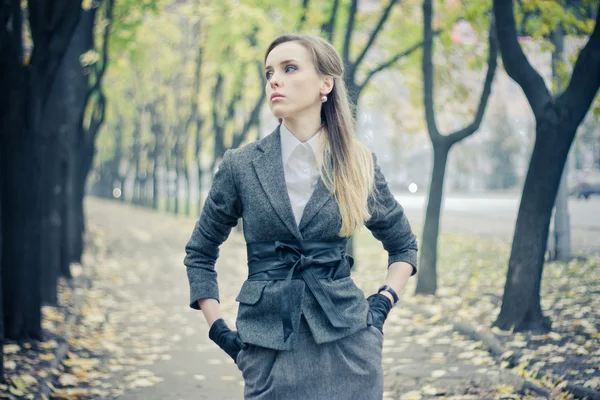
[264,34,376,237]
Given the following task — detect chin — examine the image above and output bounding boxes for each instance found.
[270,105,289,119]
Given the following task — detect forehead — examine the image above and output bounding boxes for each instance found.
[265,41,313,67]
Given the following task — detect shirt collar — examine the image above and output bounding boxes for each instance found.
[280,123,322,165]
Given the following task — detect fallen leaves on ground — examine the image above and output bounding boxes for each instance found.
[354,227,599,398]
[4,200,597,400]
[3,223,175,399]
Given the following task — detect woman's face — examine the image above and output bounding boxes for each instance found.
[264,41,329,119]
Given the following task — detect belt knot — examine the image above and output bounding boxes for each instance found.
[299,254,313,270]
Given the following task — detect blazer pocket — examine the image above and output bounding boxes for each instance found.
[235,280,268,305]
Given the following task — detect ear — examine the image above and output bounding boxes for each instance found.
[320,76,334,95]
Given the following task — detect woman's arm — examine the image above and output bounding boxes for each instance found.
[198,298,223,327]
[363,153,418,308]
[364,153,419,280]
[184,149,243,317]
[380,261,414,304]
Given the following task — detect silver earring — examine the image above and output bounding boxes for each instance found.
[321,95,328,103]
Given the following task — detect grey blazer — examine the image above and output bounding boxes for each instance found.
[184,125,418,351]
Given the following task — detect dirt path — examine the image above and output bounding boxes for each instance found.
[80,197,542,399]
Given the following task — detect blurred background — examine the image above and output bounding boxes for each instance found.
[1,0,599,399]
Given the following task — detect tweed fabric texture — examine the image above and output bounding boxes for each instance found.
[236,317,384,400]
[184,125,418,350]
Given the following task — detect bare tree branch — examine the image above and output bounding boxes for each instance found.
[96,0,114,81]
[493,0,550,118]
[449,18,499,145]
[422,0,440,139]
[296,0,310,31]
[359,31,440,92]
[342,0,358,65]
[353,0,398,70]
[320,0,339,42]
[184,28,203,137]
[558,4,600,126]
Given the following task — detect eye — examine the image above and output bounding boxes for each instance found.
[285,65,297,73]
[265,70,273,80]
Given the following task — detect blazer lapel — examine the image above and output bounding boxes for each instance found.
[252,126,303,240]
[298,176,333,231]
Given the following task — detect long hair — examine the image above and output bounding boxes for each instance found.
[264,34,376,237]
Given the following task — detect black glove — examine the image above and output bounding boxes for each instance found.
[208,318,247,362]
[366,293,393,334]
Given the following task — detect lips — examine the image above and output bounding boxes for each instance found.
[270,93,285,101]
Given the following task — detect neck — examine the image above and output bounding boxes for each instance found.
[282,107,323,143]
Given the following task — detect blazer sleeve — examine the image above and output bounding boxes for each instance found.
[365,153,418,275]
[184,149,243,309]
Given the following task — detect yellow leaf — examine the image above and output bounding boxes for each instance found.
[9,386,25,396]
[400,391,422,400]
[495,384,515,394]
[431,370,447,378]
[4,344,20,354]
[548,332,561,340]
[10,376,26,391]
[58,373,79,387]
[20,374,37,386]
[428,314,441,323]
[421,386,440,395]
[40,341,59,349]
[40,353,55,361]
[584,377,600,388]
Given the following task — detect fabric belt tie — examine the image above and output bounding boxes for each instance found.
[246,239,352,342]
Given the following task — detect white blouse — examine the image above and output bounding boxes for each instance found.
[279,123,322,227]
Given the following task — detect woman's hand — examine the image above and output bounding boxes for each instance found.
[366,293,393,334]
[208,318,247,362]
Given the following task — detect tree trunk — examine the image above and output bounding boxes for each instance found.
[1,3,41,339]
[40,6,93,299]
[165,156,173,213]
[71,131,96,263]
[184,163,191,216]
[39,115,61,305]
[415,143,449,294]
[0,13,6,371]
[132,119,142,205]
[176,151,187,216]
[152,152,159,210]
[2,90,43,340]
[494,118,577,332]
[492,0,600,332]
[196,160,203,216]
[174,153,181,215]
[550,26,571,261]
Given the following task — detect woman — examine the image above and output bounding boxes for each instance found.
[184,33,418,399]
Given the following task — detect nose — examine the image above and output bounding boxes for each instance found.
[269,74,280,89]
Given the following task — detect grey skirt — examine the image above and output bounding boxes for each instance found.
[236,317,384,399]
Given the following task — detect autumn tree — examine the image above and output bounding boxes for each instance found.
[415,0,498,294]
[1,0,83,340]
[493,0,600,332]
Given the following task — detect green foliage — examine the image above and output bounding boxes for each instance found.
[110,0,160,53]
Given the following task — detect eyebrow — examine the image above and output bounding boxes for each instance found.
[265,59,299,70]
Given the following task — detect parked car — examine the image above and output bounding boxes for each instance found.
[570,180,600,199]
